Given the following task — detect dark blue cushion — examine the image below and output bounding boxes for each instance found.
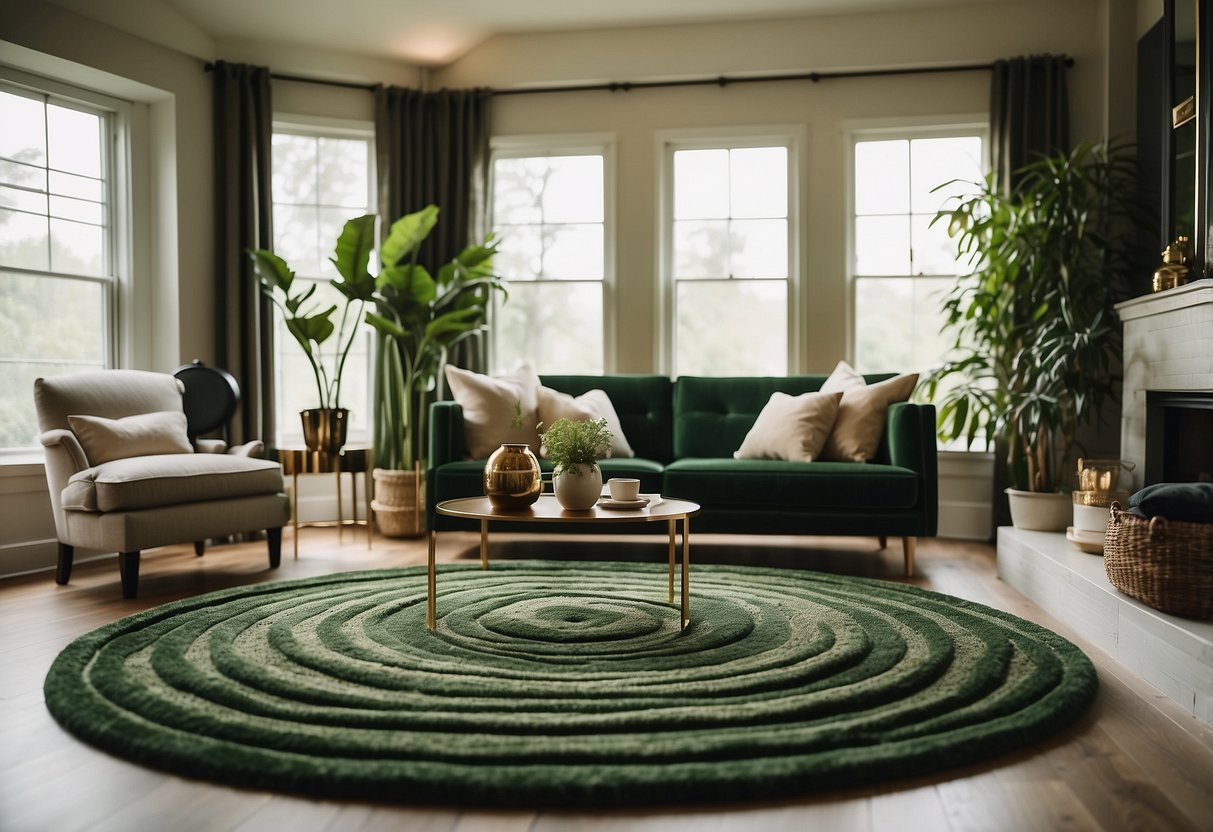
[1128,482,1213,523]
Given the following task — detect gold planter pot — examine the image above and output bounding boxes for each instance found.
[483,443,542,510]
[300,408,348,453]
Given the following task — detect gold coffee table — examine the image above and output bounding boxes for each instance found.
[428,495,700,632]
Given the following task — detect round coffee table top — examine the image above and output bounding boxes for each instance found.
[436,494,699,524]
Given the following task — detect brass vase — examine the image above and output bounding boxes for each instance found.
[301,408,348,453]
[483,443,542,509]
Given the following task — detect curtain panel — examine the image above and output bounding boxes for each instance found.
[212,61,275,447]
[990,55,1071,195]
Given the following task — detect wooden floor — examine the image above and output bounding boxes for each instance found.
[2,529,1212,832]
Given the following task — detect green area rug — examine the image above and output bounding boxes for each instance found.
[44,561,1097,807]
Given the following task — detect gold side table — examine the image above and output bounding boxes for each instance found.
[278,446,373,558]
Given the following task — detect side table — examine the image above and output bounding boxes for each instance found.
[278,446,373,558]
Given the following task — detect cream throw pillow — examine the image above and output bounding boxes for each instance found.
[444,363,542,459]
[67,410,193,466]
[536,387,635,459]
[820,360,919,462]
[733,390,843,462]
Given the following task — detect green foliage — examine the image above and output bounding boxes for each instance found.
[366,205,508,470]
[248,214,377,409]
[539,418,613,471]
[921,141,1139,492]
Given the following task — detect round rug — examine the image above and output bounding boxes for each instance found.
[45,561,1097,807]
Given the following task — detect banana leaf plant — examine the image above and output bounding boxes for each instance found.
[248,215,378,409]
[365,205,507,471]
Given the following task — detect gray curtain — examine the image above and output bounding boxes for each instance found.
[374,87,492,373]
[213,61,275,447]
[990,55,1071,195]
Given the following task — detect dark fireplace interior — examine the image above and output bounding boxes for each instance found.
[1145,391,1213,484]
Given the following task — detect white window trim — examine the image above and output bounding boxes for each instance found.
[842,115,988,368]
[488,133,617,374]
[655,125,804,377]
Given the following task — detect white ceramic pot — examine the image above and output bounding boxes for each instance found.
[553,463,603,510]
[1005,488,1071,532]
[1072,502,1111,534]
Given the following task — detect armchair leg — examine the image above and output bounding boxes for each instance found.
[266,527,282,569]
[56,543,74,585]
[119,551,141,599]
[902,537,916,578]
[878,536,888,550]
[194,540,205,557]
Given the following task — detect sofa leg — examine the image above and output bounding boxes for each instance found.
[194,540,205,556]
[56,543,74,585]
[902,537,916,577]
[878,536,887,550]
[266,527,282,569]
[119,551,141,599]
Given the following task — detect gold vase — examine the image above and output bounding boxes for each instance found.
[483,443,542,510]
[300,408,348,453]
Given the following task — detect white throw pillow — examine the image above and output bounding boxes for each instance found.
[819,360,919,462]
[444,363,542,459]
[536,386,636,459]
[733,390,843,462]
[67,410,193,466]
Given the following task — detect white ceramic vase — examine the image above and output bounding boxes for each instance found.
[1005,488,1071,532]
[553,462,603,510]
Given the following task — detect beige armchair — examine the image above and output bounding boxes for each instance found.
[34,370,291,598]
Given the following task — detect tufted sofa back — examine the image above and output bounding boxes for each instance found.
[540,375,674,463]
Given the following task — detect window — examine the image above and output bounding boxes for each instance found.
[662,133,795,376]
[270,121,374,448]
[849,127,985,374]
[0,77,124,452]
[489,138,611,374]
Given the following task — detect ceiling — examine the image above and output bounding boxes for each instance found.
[155,0,992,66]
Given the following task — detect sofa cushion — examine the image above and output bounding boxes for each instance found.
[62,453,284,513]
[445,363,542,458]
[537,386,635,459]
[819,361,919,463]
[663,458,919,510]
[733,390,842,462]
[540,375,674,462]
[68,410,192,465]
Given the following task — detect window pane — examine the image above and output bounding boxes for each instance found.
[911,213,962,275]
[496,223,542,280]
[854,140,909,215]
[0,185,46,213]
[543,223,603,279]
[910,136,983,214]
[0,91,47,166]
[0,208,49,270]
[318,137,368,208]
[1,159,45,190]
[493,282,603,374]
[50,217,104,275]
[50,195,104,225]
[854,215,910,275]
[854,276,953,372]
[674,219,729,279]
[272,203,322,276]
[272,134,318,204]
[492,157,544,224]
[730,147,787,218]
[674,149,729,219]
[731,219,787,278]
[543,155,603,223]
[676,281,786,376]
[47,104,102,178]
[49,170,102,201]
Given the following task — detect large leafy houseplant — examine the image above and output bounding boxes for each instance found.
[922,141,1137,494]
[248,215,377,410]
[366,205,506,472]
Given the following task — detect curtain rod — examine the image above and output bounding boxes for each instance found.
[205,57,1073,96]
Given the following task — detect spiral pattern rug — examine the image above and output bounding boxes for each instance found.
[44,561,1096,808]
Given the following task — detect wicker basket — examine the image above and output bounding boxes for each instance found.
[1104,502,1213,619]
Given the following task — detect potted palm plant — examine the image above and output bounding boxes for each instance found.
[922,141,1138,530]
[539,417,614,510]
[249,215,377,451]
[365,205,507,537]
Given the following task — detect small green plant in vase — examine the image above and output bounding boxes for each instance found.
[539,418,613,510]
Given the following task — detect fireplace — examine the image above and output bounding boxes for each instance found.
[1145,391,1213,484]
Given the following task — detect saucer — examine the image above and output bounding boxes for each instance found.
[599,497,650,510]
[1066,526,1104,554]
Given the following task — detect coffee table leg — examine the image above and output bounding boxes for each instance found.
[292,472,299,560]
[681,515,691,630]
[667,519,676,603]
[480,519,489,569]
[427,530,437,631]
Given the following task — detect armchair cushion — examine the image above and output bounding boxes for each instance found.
[62,453,284,513]
[68,411,192,465]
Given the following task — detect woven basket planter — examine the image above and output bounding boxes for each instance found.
[372,464,425,539]
[1104,502,1213,619]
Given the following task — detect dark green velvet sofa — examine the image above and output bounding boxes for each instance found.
[427,374,937,575]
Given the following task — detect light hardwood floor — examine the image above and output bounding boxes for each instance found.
[2,529,1211,832]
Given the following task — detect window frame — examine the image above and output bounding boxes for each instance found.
[269,114,376,449]
[844,116,988,372]
[487,133,617,375]
[656,126,803,377]
[0,68,133,455]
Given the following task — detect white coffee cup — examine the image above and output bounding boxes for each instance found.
[608,478,641,501]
